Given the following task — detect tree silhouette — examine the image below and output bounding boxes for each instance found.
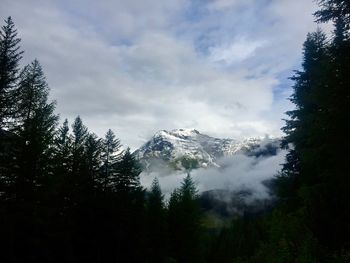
[0,17,23,127]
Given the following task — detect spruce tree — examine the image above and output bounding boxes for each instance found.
[112,149,146,263]
[315,0,350,27]
[0,59,58,262]
[85,133,102,184]
[314,1,350,248]
[13,60,58,198]
[146,177,167,262]
[0,17,23,127]
[100,129,121,190]
[281,0,350,252]
[279,29,330,203]
[69,116,92,196]
[148,177,164,211]
[180,173,198,198]
[114,148,141,193]
[71,116,88,172]
[168,174,203,263]
[53,119,72,175]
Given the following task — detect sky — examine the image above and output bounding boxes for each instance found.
[1,0,330,149]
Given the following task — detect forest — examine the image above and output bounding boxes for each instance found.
[0,0,350,262]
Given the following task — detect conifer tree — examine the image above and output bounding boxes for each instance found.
[146,177,167,262]
[315,0,350,27]
[114,148,141,193]
[0,17,23,127]
[53,119,71,175]
[279,29,330,203]
[69,116,92,196]
[168,174,203,263]
[85,133,102,184]
[71,116,88,173]
[314,1,350,248]
[112,149,146,263]
[148,177,164,211]
[100,129,121,190]
[13,60,58,197]
[180,173,198,199]
[281,0,350,251]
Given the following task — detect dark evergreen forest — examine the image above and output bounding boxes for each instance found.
[0,0,349,262]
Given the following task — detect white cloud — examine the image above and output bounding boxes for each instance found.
[140,149,287,200]
[207,0,255,11]
[0,0,327,149]
[209,38,266,65]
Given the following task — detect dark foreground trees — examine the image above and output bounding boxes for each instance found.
[168,174,204,263]
[0,17,205,263]
[278,0,350,257]
[1,0,350,260]
[211,1,350,262]
[211,0,350,262]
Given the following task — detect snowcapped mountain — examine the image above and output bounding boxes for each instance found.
[134,128,281,172]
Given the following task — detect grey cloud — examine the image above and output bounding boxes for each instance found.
[140,149,287,201]
[0,0,325,149]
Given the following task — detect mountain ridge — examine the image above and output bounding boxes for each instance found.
[134,128,281,172]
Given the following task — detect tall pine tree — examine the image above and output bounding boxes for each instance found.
[114,148,141,193]
[13,60,58,198]
[146,177,167,263]
[168,174,203,263]
[0,17,23,128]
[281,0,350,252]
[100,129,121,191]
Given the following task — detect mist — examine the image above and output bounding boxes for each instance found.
[140,149,287,201]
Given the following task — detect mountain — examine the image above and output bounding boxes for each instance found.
[134,128,281,172]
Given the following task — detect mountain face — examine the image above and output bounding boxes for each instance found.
[134,129,281,172]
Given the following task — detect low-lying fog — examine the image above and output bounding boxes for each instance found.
[140,149,287,201]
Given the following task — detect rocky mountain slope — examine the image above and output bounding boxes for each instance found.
[134,129,281,172]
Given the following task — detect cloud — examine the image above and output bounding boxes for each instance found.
[0,0,329,149]
[209,38,267,65]
[140,149,287,201]
[207,0,256,11]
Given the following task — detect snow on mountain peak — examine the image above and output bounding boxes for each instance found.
[155,128,200,139]
[134,129,281,172]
